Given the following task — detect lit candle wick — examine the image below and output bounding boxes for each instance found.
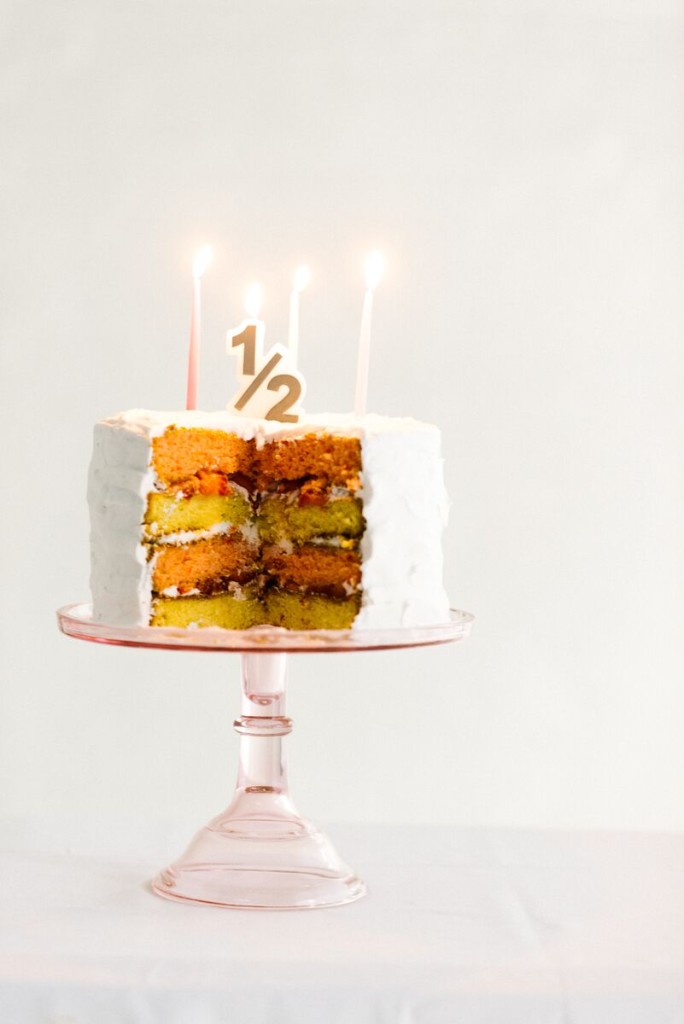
[354,251,385,416]
[186,244,213,410]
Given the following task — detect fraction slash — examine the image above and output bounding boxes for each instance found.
[234,352,284,411]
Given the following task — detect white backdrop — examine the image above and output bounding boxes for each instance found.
[1,0,683,846]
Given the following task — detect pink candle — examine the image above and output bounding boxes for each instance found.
[186,245,213,410]
[354,251,385,416]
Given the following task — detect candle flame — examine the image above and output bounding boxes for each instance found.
[293,264,312,293]
[193,245,213,279]
[364,250,385,292]
[244,282,263,319]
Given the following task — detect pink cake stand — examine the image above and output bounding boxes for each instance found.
[57,603,473,911]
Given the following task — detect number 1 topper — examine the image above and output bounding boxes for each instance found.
[227,319,307,423]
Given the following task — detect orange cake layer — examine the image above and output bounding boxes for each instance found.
[255,435,362,487]
[152,428,255,487]
[262,544,361,596]
[152,535,259,594]
[153,428,362,491]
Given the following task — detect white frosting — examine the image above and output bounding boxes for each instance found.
[99,408,437,444]
[146,522,235,546]
[356,426,450,628]
[88,410,450,629]
[88,419,155,625]
[160,585,200,598]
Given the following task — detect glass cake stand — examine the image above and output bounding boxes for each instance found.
[57,603,473,911]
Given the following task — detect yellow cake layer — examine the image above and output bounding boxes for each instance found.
[151,593,264,628]
[144,493,251,538]
[265,590,361,630]
[258,496,363,545]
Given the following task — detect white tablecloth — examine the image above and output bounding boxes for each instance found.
[1,824,683,1023]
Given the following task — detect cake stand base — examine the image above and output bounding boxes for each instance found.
[152,814,365,910]
[58,605,472,910]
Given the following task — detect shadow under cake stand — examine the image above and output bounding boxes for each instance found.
[57,604,473,911]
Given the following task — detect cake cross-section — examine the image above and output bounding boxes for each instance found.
[88,410,450,630]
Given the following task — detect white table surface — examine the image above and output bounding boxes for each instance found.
[1,824,683,1023]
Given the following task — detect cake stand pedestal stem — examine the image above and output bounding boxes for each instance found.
[228,653,299,824]
[151,652,366,909]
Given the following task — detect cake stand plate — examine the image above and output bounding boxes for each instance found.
[57,604,473,910]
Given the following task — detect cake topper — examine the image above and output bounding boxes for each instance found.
[227,282,307,422]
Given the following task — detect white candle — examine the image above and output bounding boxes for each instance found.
[288,265,311,367]
[186,244,213,410]
[354,251,385,416]
[244,281,263,321]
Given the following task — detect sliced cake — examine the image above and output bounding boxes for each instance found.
[88,411,450,630]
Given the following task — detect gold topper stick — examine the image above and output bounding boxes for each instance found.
[227,282,307,422]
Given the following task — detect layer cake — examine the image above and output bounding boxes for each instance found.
[88,410,450,630]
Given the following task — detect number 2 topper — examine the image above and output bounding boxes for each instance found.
[227,319,307,423]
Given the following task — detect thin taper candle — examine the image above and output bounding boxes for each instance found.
[354,251,384,416]
[288,265,311,367]
[244,281,263,320]
[186,245,213,410]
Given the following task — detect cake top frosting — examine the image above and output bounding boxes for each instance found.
[98,409,440,444]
